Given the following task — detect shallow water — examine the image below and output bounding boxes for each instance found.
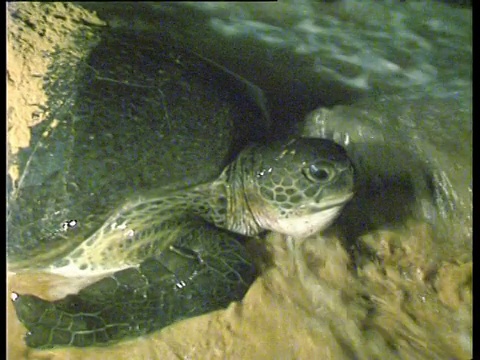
[7,1,471,359]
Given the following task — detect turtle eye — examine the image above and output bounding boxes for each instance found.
[303,164,332,183]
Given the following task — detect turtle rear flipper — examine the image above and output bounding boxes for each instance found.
[12,227,255,349]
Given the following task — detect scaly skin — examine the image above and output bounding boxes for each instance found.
[13,220,254,348]
[12,137,354,349]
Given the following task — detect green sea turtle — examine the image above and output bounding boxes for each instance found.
[11,137,354,349]
[7,27,354,349]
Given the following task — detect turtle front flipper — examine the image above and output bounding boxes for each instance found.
[12,227,256,349]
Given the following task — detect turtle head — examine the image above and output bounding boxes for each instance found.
[237,137,354,238]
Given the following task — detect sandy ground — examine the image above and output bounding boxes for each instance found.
[7,3,472,359]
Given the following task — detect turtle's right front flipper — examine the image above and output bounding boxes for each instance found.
[12,229,256,349]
